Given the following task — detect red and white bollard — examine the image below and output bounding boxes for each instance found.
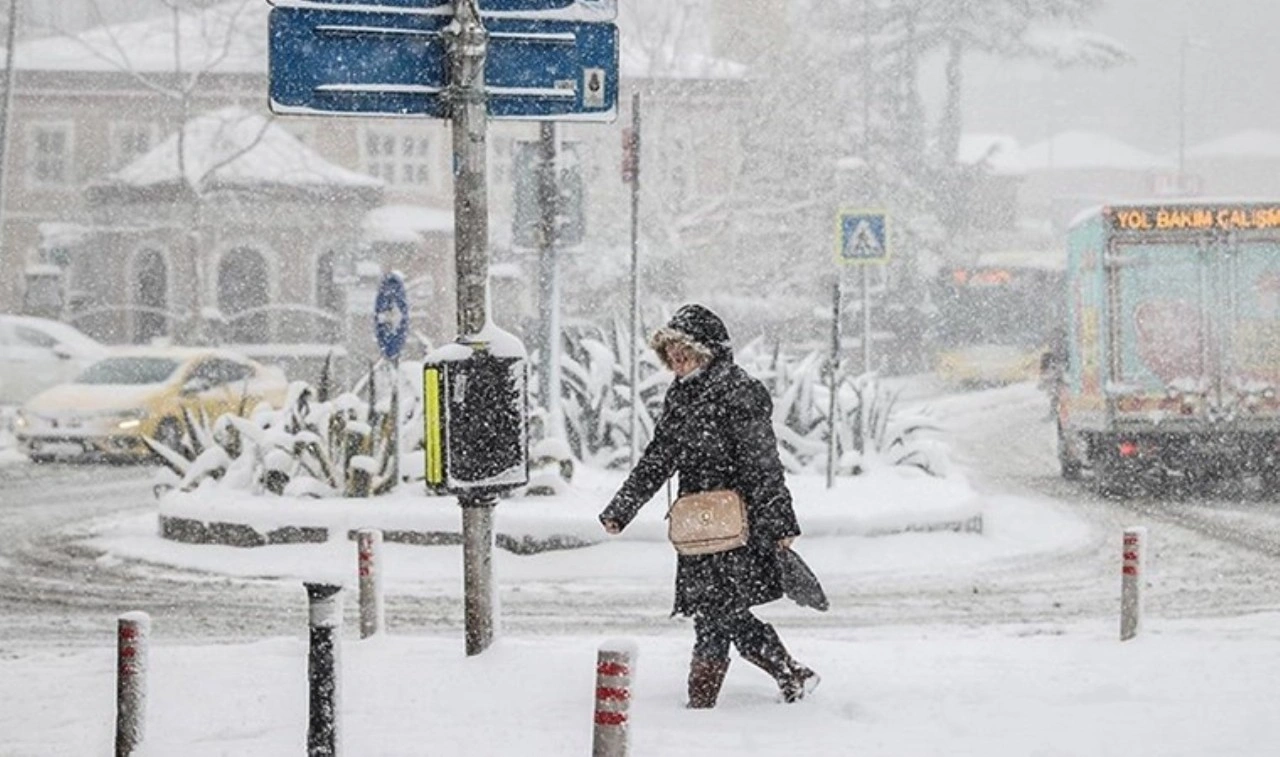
[592,642,635,757]
[1120,527,1147,641]
[115,611,150,757]
[356,529,384,639]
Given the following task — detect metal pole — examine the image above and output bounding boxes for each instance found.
[628,91,641,466]
[537,122,557,416]
[1178,35,1187,186]
[592,644,635,757]
[115,612,150,757]
[449,0,489,340]
[356,529,384,639]
[389,357,400,488]
[826,279,841,489]
[862,0,871,157]
[447,0,497,657]
[0,0,17,271]
[862,264,872,374]
[305,582,343,757]
[1120,527,1146,641]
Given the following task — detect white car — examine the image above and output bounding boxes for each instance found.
[0,314,109,406]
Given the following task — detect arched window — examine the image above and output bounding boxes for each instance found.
[218,247,270,343]
[133,249,167,344]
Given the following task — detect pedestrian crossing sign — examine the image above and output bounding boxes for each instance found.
[836,210,889,264]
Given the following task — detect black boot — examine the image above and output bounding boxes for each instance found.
[738,624,820,703]
[687,656,730,709]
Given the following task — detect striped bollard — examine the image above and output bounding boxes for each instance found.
[593,643,635,757]
[1120,527,1146,641]
[115,611,150,757]
[306,582,344,757]
[356,529,384,639]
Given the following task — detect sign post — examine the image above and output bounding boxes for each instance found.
[835,210,889,459]
[269,0,618,658]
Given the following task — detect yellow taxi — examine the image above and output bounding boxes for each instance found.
[13,347,288,461]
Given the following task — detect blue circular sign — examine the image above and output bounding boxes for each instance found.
[374,272,409,359]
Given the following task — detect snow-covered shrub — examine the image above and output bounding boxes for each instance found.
[149,359,421,498]
[547,318,668,469]
[731,340,950,477]
[541,321,949,479]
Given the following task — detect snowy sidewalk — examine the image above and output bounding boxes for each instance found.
[3,615,1279,756]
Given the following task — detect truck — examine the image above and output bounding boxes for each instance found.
[1056,200,1280,495]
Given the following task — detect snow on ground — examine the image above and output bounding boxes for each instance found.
[3,615,1279,756]
[0,406,22,466]
[4,380,1277,754]
[89,465,1087,596]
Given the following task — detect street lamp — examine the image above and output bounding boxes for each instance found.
[1178,34,1209,188]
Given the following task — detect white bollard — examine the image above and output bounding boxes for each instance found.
[1120,527,1146,641]
[115,611,150,757]
[356,529,384,639]
[592,643,635,757]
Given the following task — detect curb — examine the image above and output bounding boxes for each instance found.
[157,514,598,554]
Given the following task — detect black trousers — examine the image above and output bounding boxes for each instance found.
[693,607,774,662]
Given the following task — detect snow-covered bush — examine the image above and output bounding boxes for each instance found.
[549,318,668,469]
[539,321,950,479]
[149,359,421,498]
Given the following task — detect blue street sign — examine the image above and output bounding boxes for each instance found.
[835,211,890,264]
[268,7,619,120]
[267,0,617,22]
[374,272,410,359]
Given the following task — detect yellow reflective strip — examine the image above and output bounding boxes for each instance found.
[424,367,443,485]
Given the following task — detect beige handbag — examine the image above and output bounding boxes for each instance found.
[667,490,749,555]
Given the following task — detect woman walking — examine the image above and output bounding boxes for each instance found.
[598,304,818,708]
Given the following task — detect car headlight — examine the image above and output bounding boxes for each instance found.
[114,409,147,430]
[11,411,27,429]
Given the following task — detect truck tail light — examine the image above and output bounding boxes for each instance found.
[1118,440,1140,458]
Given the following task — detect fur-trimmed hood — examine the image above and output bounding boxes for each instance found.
[648,304,733,369]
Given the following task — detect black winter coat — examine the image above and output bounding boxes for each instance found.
[600,355,801,617]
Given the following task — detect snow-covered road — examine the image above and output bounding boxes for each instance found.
[2,381,1279,648]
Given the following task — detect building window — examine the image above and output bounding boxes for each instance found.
[110,122,156,170]
[362,128,432,186]
[28,123,73,187]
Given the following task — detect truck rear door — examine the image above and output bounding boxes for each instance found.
[1110,239,1212,406]
[1221,238,1280,425]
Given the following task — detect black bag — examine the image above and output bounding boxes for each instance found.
[778,547,828,611]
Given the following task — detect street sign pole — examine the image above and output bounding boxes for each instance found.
[446,0,496,658]
[537,122,559,430]
[626,91,641,466]
[835,210,889,458]
[826,278,841,489]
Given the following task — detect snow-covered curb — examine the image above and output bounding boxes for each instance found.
[155,465,983,551]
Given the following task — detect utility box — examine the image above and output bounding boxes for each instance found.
[424,341,529,496]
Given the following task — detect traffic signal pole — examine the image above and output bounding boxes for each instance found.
[447,0,496,657]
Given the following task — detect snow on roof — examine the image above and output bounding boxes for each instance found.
[13,0,267,74]
[111,106,382,191]
[38,221,92,248]
[12,0,742,83]
[958,133,1025,175]
[1020,131,1174,172]
[1186,129,1280,159]
[363,204,454,244]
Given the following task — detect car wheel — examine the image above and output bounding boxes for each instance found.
[153,417,185,454]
